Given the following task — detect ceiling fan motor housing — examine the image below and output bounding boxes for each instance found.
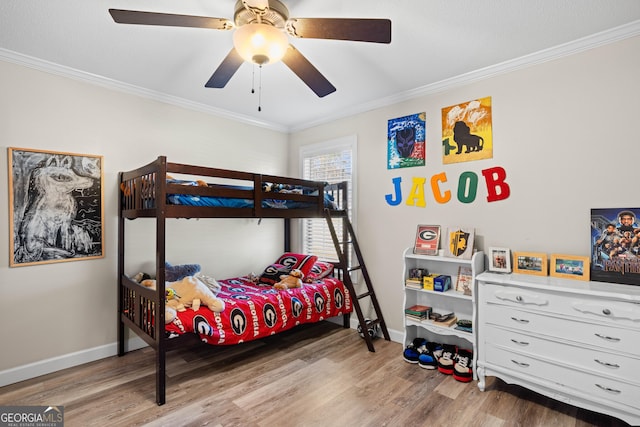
[234,0,289,28]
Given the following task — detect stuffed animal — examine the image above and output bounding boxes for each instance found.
[274,269,304,290]
[142,275,225,323]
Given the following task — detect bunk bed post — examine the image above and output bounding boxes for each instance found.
[156,156,168,406]
[284,219,291,252]
[117,172,125,357]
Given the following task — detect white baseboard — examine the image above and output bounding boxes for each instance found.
[1,320,402,388]
[0,336,148,388]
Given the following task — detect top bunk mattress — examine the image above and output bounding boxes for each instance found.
[166,179,337,210]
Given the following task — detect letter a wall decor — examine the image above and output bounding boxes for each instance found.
[8,147,104,267]
[387,112,426,169]
[442,97,493,164]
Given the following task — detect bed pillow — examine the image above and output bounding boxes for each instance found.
[259,263,292,285]
[305,261,335,282]
[165,262,201,282]
[275,252,318,278]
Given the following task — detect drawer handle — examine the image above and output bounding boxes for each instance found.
[595,333,621,342]
[515,295,523,302]
[510,317,530,324]
[511,359,530,368]
[595,384,621,394]
[510,339,530,346]
[595,359,620,369]
[602,308,611,315]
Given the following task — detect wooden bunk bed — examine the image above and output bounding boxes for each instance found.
[117,156,388,405]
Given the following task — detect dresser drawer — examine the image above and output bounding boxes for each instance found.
[485,343,640,410]
[483,304,638,354]
[481,283,640,328]
[483,324,640,382]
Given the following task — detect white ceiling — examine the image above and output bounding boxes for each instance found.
[1,1,640,132]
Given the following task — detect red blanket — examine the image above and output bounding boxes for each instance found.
[164,276,352,345]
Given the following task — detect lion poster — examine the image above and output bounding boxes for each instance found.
[442,97,493,164]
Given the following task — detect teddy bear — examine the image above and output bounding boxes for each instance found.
[142,275,225,323]
[274,268,304,290]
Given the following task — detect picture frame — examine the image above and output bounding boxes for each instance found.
[444,226,475,260]
[488,247,512,273]
[513,252,548,276]
[414,224,440,255]
[8,147,104,267]
[550,254,590,281]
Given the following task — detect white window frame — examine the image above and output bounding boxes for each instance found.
[298,135,357,261]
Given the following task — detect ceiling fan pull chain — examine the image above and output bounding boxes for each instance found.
[251,64,255,94]
[258,65,262,112]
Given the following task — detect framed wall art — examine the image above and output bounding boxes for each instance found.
[387,112,426,169]
[442,96,493,165]
[488,247,512,273]
[414,224,440,255]
[550,254,589,281]
[513,252,548,276]
[8,147,104,267]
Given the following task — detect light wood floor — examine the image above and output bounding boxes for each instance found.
[0,322,631,427]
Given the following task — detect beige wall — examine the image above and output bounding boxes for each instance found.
[0,60,288,381]
[289,35,640,339]
[1,34,638,384]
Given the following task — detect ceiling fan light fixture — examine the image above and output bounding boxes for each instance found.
[233,23,288,65]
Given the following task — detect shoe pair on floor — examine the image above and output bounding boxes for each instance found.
[403,338,473,382]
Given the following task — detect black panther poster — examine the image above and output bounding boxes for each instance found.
[387,112,425,169]
[591,208,640,285]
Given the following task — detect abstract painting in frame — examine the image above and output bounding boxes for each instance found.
[590,207,640,285]
[387,112,426,169]
[442,96,493,164]
[8,147,104,267]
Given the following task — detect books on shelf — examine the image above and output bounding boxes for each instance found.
[431,315,458,327]
[405,278,422,289]
[404,304,432,320]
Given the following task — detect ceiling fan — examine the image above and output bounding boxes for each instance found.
[108,0,391,98]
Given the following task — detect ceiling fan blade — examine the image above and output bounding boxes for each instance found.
[205,48,244,88]
[286,18,391,43]
[282,45,336,98]
[109,9,233,30]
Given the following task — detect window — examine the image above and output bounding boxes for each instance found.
[300,136,356,262]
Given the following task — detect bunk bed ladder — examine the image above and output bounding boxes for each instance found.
[324,209,390,352]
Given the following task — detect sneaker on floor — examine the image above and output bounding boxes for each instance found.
[437,344,457,374]
[403,338,427,363]
[418,342,443,370]
[453,349,473,382]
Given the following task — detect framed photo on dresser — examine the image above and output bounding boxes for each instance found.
[513,252,547,276]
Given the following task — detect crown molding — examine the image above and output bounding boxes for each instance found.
[290,20,640,133]
[0,48,288,133]
[2,20,639,134]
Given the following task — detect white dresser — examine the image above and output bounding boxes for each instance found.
[476,272,640,426]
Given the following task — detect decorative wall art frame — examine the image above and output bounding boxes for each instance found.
[513,252,548,276]
[387,112,426,169]
[590,207,640,286]
[413,224,440,255]
[444,226,475,260]
[8,147,104,267]
[550,254,590,281]
[442,96,493,164]
[488,247,512,273]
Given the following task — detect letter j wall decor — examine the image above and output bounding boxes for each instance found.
[8,147,104,267]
